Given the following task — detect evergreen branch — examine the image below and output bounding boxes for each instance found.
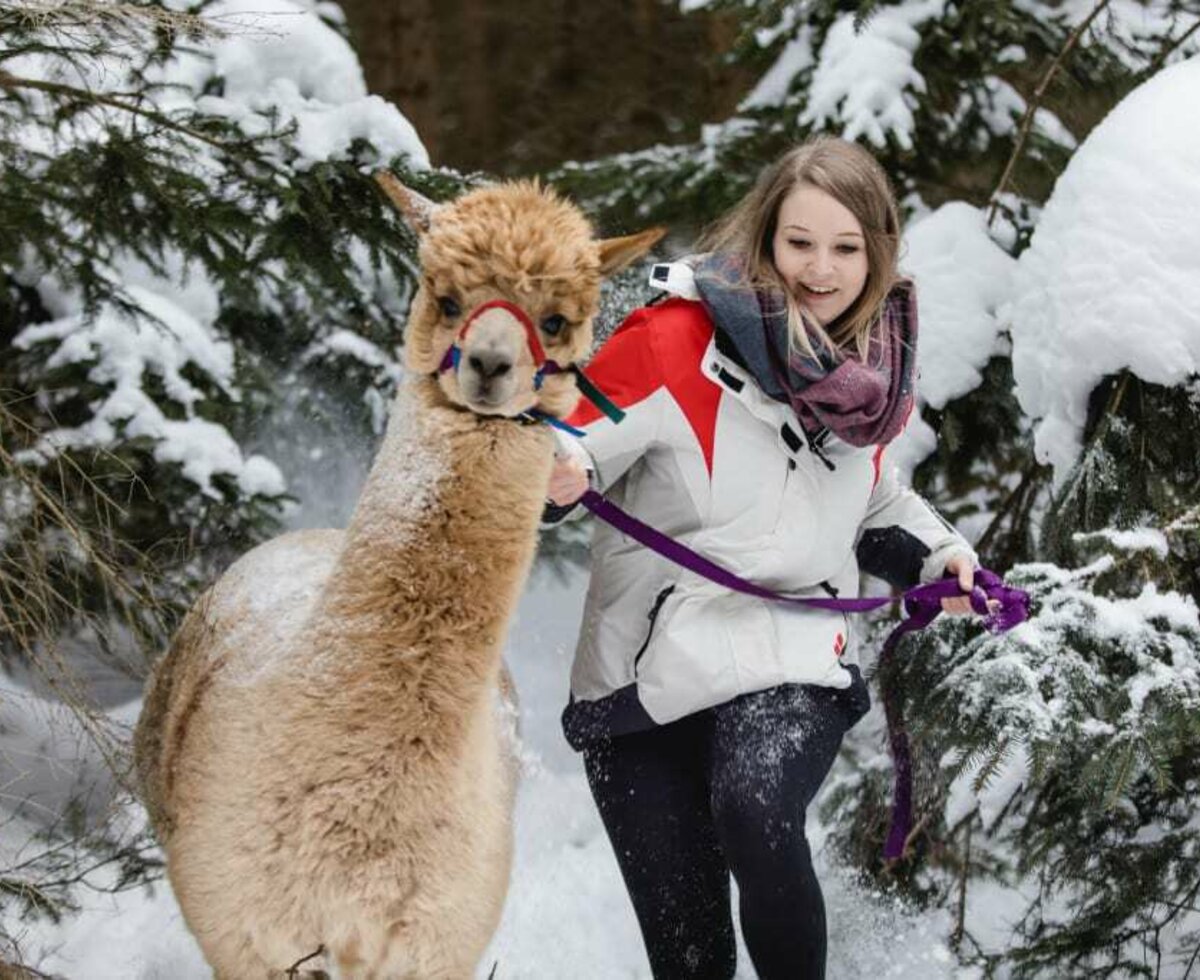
[1138,17,1200,79]
[0,68,258,158]
[1100,739,1137,811]
[987,0,1113,226]
[973,458,1045,562]
[3,0,223,42]
[950,817,973,952]
[1052,372,1131,526]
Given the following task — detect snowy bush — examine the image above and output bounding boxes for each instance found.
[0,0,455,679]
[822,49,1200,977]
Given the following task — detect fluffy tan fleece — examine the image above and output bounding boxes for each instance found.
[133,178,662,979]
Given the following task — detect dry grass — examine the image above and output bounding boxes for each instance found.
[0,396,175,950]
[0,398,173,784]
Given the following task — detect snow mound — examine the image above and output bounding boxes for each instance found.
[888,202,1016,482]
[1005,56,1200,483]
[903,202,1017,410]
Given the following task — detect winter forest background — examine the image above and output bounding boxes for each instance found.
[2,0,1199,976]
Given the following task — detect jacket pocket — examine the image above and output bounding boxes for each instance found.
[633,585,676,676]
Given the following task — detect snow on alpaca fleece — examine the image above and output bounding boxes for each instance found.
[551,262,974,746]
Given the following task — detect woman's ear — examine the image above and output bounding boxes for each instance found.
[597,227,668,277]
[374,170,440,235]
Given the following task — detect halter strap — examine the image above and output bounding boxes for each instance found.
[436,301,625,423]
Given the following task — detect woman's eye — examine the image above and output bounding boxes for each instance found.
[788,239,811,250]
[437,296,461,319]
[836,244,860,255]
[541,314,567,336]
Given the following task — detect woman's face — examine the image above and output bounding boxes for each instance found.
[770,184,869,326]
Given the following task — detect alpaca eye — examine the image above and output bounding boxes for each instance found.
[437,296,461,319]
[540,314,567,336]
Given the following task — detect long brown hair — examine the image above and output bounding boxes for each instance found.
[696,136,902,361]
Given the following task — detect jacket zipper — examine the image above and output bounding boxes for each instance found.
[633,585,676,675]
[773,457,796,532]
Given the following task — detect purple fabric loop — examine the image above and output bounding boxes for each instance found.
[578,489,1030,860]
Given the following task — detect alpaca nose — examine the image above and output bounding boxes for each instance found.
[467,350,512,381]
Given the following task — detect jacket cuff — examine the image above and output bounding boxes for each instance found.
[919,542,978,585]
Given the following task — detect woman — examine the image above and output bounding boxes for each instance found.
[544,136,981,979]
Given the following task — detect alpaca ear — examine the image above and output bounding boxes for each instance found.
[374,170,440,234]
[597,227,667,277]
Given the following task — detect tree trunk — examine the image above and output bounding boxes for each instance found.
[337,0,754,175]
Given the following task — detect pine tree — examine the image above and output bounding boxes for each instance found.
[0,0,457,686]
[821,33,1200,977]
[552,0,1198,237]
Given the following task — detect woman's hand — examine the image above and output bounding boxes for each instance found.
[940,554,998,616]
[547,454,589,507]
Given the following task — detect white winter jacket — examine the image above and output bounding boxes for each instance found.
[550,262,974,748]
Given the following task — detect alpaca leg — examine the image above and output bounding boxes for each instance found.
[202,923,324,980]
[207,946,276,980]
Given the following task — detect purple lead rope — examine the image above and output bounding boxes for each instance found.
[578,488,1030,860]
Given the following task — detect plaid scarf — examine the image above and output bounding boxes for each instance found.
[694,253,918,448]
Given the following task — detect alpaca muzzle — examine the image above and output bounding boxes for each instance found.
[438,298,625,431]
[439,300,554,405]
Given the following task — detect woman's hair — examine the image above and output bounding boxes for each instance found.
[696,136,902,361]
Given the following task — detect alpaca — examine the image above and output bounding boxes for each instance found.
[133,173,663,979]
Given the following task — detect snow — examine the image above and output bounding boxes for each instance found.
[800,1,946,151]
[0,676,122,832]
[15,285,285,499]
[0,571,960,979]
[161,0,428,170]
[1012,0,1200,67]
[1074,526,1170,559]
[1006,56,1200,484]
[902,203,1017,411]
[888,202,1017,482]
[304,328,398,372]
[740,24,815,110]
[977,76,1076,149]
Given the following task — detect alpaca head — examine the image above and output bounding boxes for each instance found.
[376,172,665,419]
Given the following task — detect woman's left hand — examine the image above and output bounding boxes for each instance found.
[940,554,997,616]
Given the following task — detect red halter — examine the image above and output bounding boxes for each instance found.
[446,299,550,370]
[435,298,622,429]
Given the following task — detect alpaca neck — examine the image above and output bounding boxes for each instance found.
[312,378,554,715]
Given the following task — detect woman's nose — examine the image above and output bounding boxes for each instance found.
[807,249,835,276]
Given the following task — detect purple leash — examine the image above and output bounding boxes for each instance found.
[578,488,1030,860]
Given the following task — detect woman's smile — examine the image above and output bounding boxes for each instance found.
[772,184,869,325]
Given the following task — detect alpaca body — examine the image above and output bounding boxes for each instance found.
[134,176,663,978]
[137,382,551,977]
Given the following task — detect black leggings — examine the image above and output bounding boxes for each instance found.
[583,678,867,980]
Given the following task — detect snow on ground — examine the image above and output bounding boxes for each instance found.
[2,569,959,979]
[1005,55,1200,485]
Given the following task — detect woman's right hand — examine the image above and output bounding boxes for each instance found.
[547,454,590,506]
